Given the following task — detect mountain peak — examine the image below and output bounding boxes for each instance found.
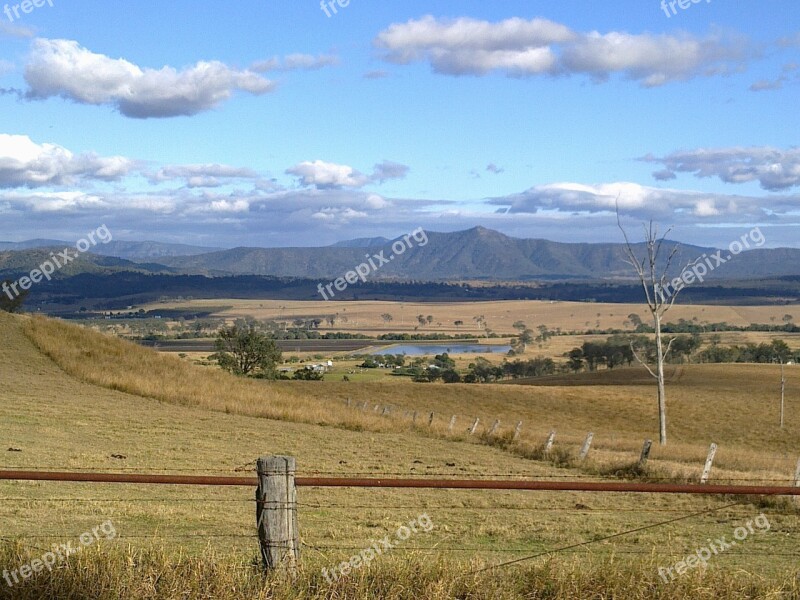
[464,225,510,241]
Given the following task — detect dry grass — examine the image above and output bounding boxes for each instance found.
[18,313,800,484]
[20,313,395,435]
[1,545,798,600]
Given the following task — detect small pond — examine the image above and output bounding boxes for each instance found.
[372,344,511,356]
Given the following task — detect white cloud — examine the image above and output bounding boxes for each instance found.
[1,190,105,212]
[487,181,776,221]
[150,163,260,188]
[24,39,276,118]
[749,63,799,92]
[643,147,800,191]
[371,160,410,183]
[311,207,368,223]
[0,20,34,39]
[206,199,250,213]
[251,53,339,72]
[287,160,369,189]
[375,16,751,86]
[365,194,391,209]
[0,134,135,188]
[286,159,410,189]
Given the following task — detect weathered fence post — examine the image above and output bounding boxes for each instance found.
[428,412,435,427]
[513,421,523,442]
[381,406,390,417]
[469,417,480,435]
[579,432,595,462]
[346,397,351,408]
[448,415,457,433]
[488,420,500,436]
[361,401,368,411]
[638,439,652,469]
[412,411,418,424]
[544,431,556,453]
[700,443,718,484]
[794,458,800,505]
[256,456,300,574]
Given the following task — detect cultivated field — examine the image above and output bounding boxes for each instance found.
[140,298,800,335]
[1,311,799,598]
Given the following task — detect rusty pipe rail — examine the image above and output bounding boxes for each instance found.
[1,470,799,495]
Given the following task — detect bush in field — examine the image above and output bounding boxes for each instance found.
[212,324,282,379]
[292,367,324,381]
[0,280,28,313]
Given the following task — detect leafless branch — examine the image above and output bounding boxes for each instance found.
[630,342,658,380]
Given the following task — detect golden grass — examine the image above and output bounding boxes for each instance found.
[18,312,800,485]
[1,545,797,600]
[19,313,396,435]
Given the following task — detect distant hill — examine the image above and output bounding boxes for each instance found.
[0,240,219,260]
[330,236,391,248]
[0,247,173,279]
[0,239,66,250]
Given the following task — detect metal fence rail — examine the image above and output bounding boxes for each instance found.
[2,469,800,495]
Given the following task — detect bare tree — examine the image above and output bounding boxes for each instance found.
[616,204,688,446]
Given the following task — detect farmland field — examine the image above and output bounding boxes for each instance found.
[139,298,800,335]
[1,310,799,598]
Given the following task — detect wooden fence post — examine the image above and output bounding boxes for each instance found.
[794,458,800,505]
[700,443,718,484]
[448,415,457,433]
[488,420,500,436]
[638,439,652,469]
[469,417,480,435]
[361,401,368,411]
[544,431,556,453]
[346,397,351,408]
[428,412,435,427]
[780,361,786,429]
[412,411,418,424]
[513,421,523,442]
[381,406,390,416]
[256,456,300,574]
[579,432,594,462]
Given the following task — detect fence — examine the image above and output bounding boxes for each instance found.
[2,455,800,574]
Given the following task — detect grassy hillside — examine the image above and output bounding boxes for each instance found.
[2,312,799,598]
[19,312,800,478]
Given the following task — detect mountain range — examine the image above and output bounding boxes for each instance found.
[2,227,799,282]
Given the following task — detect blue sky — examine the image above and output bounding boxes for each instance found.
[0,0,799,248]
